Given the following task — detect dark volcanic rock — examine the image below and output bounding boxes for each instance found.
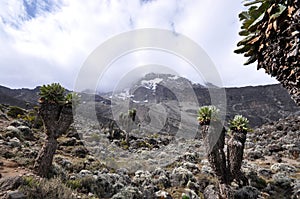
[0,86,40,109]
[224,84,300,127]
[0,176,23,192]
[246,114,300,160]
[234,186,260,199]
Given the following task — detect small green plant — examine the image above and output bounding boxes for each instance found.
[7,106,26,118]
[19,109,43,128]
[120,140,129,150]
[66,179,82,190]
[20,176,75,199]
[90,133,101,142]
[182,195,190,199]
[22,176,39,188]
[128,108,137,122]
[229,115,250,132]
[151,133,159,138]
[197,105,219,125]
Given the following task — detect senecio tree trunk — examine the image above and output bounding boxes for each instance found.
[201,121,234,199]
[227,128,248,185]
[118,109,137,146]
[201,122,227,183]
[34,83,74,177]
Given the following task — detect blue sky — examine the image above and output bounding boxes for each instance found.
[0,0,278,91]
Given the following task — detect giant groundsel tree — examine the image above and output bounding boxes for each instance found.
[34,83,79,177]
[198,106,251,198]
[235,0,299,105]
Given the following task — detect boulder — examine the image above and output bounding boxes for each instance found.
[247,150,263,160]
[17,126,34,141]
[79,170,93,177]
[59,138,77,146]
[152,168,170,188]
[155,190,172,199]
[66,130,81,140]
[111,186,142,199]
[170,167,195,186]
[132,170,152,186]
[182,162,200,174]
[234,186,260,199]
[204,185,220,199]
[8,137,21,147]
[0,176,23,192]
[272,172,292,188]
[270,163,297,173]
[257,168,273,179]
[91,173,131,198]
[291,180,300,199]
[5,126,20,139]
[6,190,25,199]
[71,146,88,158]
[183,188,199,199]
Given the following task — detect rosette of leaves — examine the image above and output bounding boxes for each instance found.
[128,108,137,122]
[65,92,80,107]
[39,83,80,107]
[197,105,219,125]
[229,115,250,133]
[39,83,65,104]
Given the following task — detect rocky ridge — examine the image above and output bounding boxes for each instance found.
[1,74,299,129]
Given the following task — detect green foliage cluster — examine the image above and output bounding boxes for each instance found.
[119,139,129,149]
[119,109,137,133]
[18,108,43,129]
[182,195,190,199]
[39,83,65,103]
[0,104,5,112]
[39,83,80,106]
[229,115,251,132]
[90,133,101,142]
[128,108,137,122]
[197,106,219,125]
[65,92,81,107]
[65,176,103,198]
[7,106,26,118]
[66,179,82,190]
[235,0,287,65]
[198,106,251,133]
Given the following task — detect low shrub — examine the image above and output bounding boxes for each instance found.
[20,176,76,199]
[7,106,26,118]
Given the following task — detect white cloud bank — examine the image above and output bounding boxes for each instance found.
[0,0,278,91]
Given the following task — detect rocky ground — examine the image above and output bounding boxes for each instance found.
[0,104,299,199]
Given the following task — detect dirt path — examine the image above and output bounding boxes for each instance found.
[0,158,31,178]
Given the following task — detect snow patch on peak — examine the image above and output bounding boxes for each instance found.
[114,88,134,100]
[141,78,163,90]
[168,75,179,80]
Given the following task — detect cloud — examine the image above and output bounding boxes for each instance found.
[0,0,278,91]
